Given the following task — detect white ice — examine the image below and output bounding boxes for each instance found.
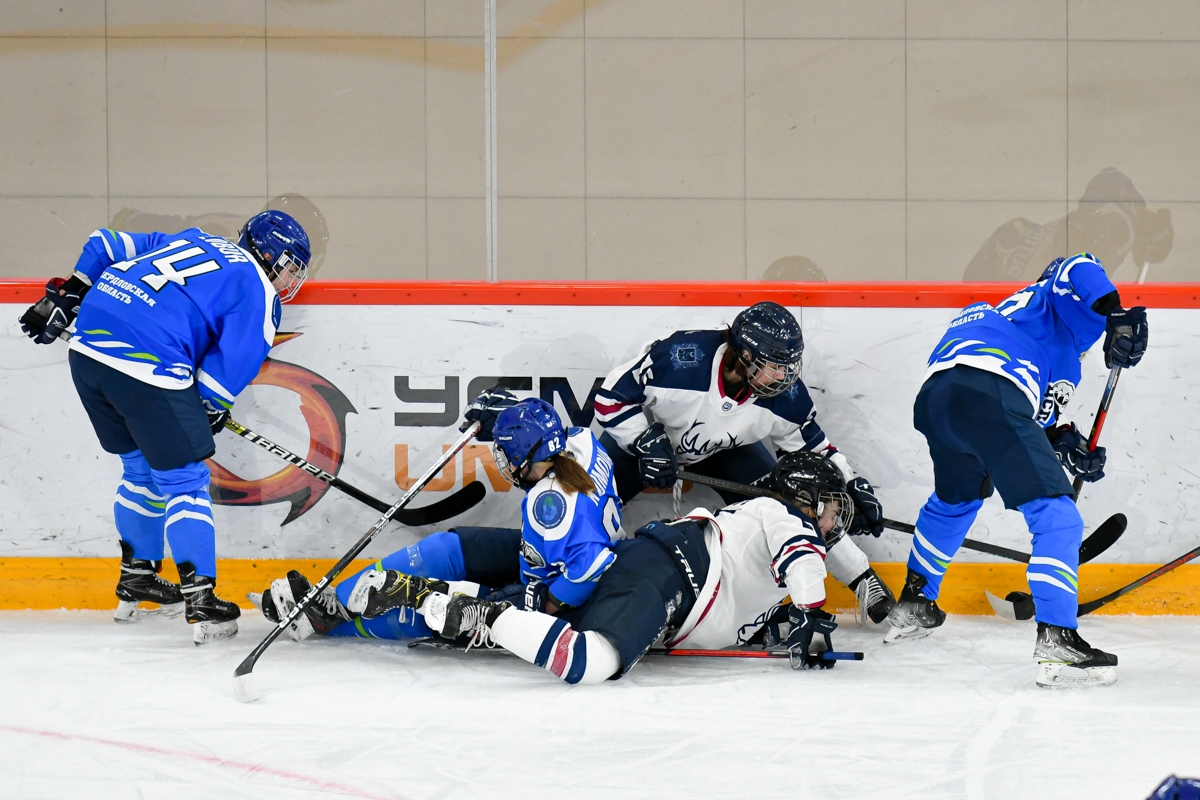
[2,611,1198,800]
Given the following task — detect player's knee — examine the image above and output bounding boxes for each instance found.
[118,450,155,487]
[1019,495,1083,540]
[150,461,211,496]
[565,631,622,686]
[405,531,467,580]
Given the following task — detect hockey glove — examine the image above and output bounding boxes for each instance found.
[461,388,519,442]
[1103,306,1148,369]
[846,476,884,537]
[785,606,838,670]
[203,399,231,436]
[1048,423,1106,482]
[632,422,678,489]
[20,274,90,344]
[756,603,792,648]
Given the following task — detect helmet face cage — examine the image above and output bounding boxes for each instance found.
[739,351,802,398]
[492,438,539,487]
[268,251,307,303]
[817,490,855,532]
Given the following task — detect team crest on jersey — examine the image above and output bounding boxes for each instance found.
[721,400,734,412]
[670,343,704,369]
[520,538,547,568]
[533,490,568,528]
[1036,379,1075,425]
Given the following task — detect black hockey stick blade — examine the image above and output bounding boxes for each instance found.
[402,480,487,527]
[1077,543,1200,616]
[1078,513,1126,563]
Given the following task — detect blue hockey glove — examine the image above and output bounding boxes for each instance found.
[846,476,884,537]
[1103,306,1148,369]
[20,275,89,345]
[1048,423,1106,482]
[485,582,525,607]
[202,399,230,436]
[523,579,551,613]
[461,388,519,442]
[786,606,838,670]
[632,422,678,489]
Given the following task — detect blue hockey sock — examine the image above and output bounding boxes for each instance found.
[326,609,434,640]
[155,462,216,578]
[114,451,166,561]
[1020,496,1083,629]
[907,494,983,600]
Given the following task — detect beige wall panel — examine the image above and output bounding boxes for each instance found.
[0,39,107,197]
[0,2,104,36]
[106,0,263,37]
[427,1,484,37]
[107,38,266,197]
[1068,0,1200,41]
[908,41,1066,202]
[907,0,1065,40]
[1069,43,1200,203]
[586,40,743,199]
[746,40,904,200]
[428,198,486,279]
[0,197,108,277]
[499,38,584,197]
[303,197,426,280]
[500,0,584,38]
[583,0,742,38]
[267,38,425,198]
[266,0,425,37]
[586,199,744,280]
[105,196,265,237]
[747,200,905,281]
[498,198,585,279]
[426,39,484,198]
[745,0,905,39]
[1138,202,1200,283]
[907,200,1069,282]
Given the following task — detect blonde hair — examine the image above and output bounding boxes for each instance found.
[548,452,596,495]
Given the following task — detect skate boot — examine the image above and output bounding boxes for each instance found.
[346,569,448,618]
[883,568,946,644]
[177,562,240,645]
[849,568,896,626]
[283,571,351,641]
[1033,622,1117,688]
[422,592,510,649]
[113,540,185,623]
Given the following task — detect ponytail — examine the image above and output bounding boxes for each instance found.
[548,452,596,495]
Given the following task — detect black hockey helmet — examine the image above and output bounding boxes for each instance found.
[729,302,804,397]
[772,450,853,531]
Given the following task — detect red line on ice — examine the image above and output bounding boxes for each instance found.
[0,725,404,800]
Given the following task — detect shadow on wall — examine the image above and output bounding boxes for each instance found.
[110,194,330,277]
[761,256,828,282]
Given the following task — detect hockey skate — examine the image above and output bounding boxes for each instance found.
[423,592,509,650]
[252,571,351,641]
[346,569,448,618]
[113,540,185,623]
[1033,622,1118,688]
[850,568,896,626]
[177,562,240,645]
[883,569,946,643]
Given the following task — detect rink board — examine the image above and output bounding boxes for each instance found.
[1,281,1197,614]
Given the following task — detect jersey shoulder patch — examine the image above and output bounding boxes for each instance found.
[526,481,580,542]
[532,489,568,529]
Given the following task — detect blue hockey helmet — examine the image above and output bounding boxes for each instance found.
[729,301,804,397]
[491,398,566,488]
[239,210,311,303]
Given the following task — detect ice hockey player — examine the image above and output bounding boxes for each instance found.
[592,300,894,625]
[257,395,625,642]
[350,450,845,685]
[886,253,1148,688]
[18,212,311,644]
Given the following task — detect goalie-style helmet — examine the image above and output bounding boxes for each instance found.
[492,398,566,488]
[772,450,853,531]
[729,302,804,397]
[240,210,311,303]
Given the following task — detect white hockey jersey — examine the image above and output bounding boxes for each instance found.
[665,498,828,650]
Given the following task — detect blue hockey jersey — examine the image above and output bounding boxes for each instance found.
[925,254,1116,427]
[67,228,281,413]
[519,428,624,608]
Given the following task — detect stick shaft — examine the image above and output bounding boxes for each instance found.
[1072,366,1122,498]
[656,649,864,661]
[1078,544,1200,616]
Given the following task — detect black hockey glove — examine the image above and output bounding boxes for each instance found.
[846,476,884,537]
[1103,306,1148,369]
[20,274,90,344]
[1048,423,1105,482]
[203,399,231,436]
[785,606,838,670]
[461,388,519,442]
[632,422,678,489]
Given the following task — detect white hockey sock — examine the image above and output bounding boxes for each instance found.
[826,534,872,586]
[445,580,482,598]
[490,607,622,685]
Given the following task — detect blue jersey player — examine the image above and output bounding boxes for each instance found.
[885,253,1148,688]
[18,211,311,644]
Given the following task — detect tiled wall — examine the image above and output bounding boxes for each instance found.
[1,1,1196,282]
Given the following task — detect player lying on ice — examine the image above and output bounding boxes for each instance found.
[887,253,1148,688]
[18,211,312,644]
[593,300,894,626]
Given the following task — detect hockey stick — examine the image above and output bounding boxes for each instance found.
[1073,365,1123,499]
[223,418,485,526]
[1076,543,1200,616]
[233,423,481,703]
[654,649,864,661]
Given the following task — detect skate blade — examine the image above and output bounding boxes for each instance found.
[1035,661,1118,689]
[883,622,935,644]
[114,600,185,623]
[246,592,264,612]
[192,619,238,646]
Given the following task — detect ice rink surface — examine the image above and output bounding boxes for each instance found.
[3,611,1198,800]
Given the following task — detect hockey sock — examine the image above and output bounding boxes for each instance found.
[327,581,483,640]
[1021,496,1084,629]
[155,462,216,578]
[907,494,983,600]
[490,607,622,686]
[825,532,871,587]
[114,451,166,561]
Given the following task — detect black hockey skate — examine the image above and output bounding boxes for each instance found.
[177,561,240,645]
[849,568,896,625]
[423,592,510,650]
[346,569,448,618]
[113,540,185,623]
[1033,622,1118,688]
[883,569,946,644]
